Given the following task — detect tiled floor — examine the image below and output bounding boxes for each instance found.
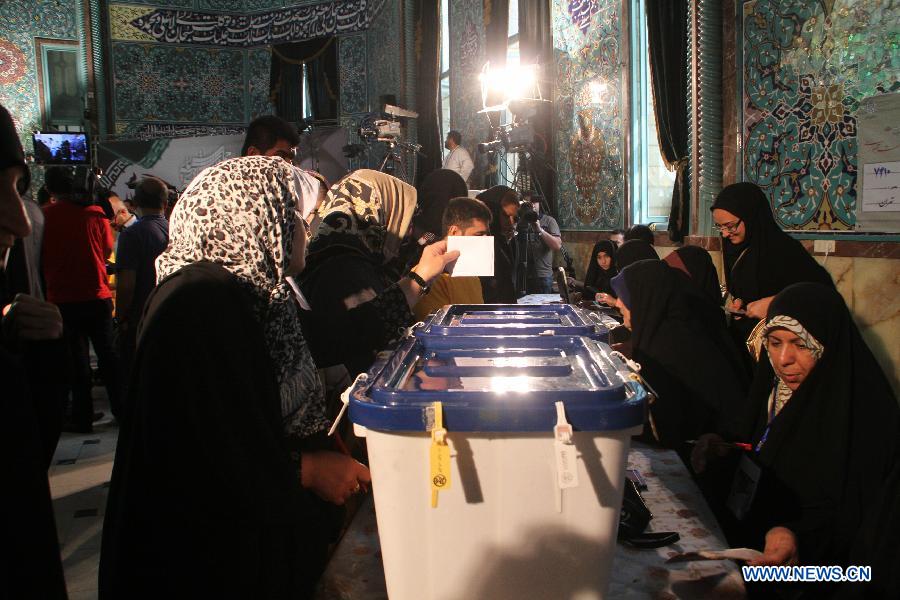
[49,394,117,600]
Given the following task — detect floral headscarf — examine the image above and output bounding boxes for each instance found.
[307,169,417,266]
[748,314,824,416]
[156,156,328,438]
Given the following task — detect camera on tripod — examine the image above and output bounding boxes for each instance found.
[516,194,541,232]
[358,119,402,142]
[477,122,536,155]
[341,105,421,184]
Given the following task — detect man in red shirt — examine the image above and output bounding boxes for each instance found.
[42,167,120,431]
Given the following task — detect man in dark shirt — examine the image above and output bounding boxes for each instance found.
[522,193,562,294]
[115,176,169,394]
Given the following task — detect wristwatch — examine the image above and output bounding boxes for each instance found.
[406,270,431,296]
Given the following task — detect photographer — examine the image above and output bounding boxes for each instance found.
[520,194,561,294]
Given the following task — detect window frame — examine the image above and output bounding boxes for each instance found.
[629,0,671,230]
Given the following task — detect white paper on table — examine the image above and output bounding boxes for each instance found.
[862,161,900,212]
[666,548,763,563]
[446,236,494,277]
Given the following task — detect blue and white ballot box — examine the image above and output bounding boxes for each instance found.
[345,332,647,600]
[412,303,619,347]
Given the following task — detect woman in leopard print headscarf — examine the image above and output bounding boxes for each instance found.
[102,156,371,598]
[156,155,327,438]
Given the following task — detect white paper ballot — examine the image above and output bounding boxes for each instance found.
[862,161,900,212]
[446,236,494,277]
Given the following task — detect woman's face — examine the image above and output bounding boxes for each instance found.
[596,251,612,271]
[616,297,632,330]
[712,208,746,245]
[286,214,309,277]
[765,328,818,391]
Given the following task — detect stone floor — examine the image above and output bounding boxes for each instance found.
[49,393,116,600]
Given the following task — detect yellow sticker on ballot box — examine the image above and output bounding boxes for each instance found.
[429,401,451,508]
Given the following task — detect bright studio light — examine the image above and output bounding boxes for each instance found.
[479,62,541,110]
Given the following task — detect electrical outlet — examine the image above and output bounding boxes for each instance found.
[813,239,835,254]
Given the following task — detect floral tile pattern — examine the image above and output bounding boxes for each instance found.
[197,0,245,11]
[339,35,367,114]
[366,0,401,111]
[247,47,274,120]
[448,0,489,184]
[109,5,157,42]
[112,43,246,123]
[552,0,624,229]
[742,0,900,230]
[0,0,78,149]
[108,0,193,7]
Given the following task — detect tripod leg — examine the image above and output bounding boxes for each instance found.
[379,151,392,173]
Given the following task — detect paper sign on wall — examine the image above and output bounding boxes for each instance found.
[862,161,900,212]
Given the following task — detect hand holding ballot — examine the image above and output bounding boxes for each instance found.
[446,235,494,277]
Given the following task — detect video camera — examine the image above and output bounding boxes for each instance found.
[358,119,402,142]
[516,194,541,232]
[477,122,536,155]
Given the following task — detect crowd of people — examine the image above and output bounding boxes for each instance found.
[2,107,897,599]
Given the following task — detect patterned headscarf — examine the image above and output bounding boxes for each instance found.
[307,169,417,265]
[156,156,328,438]
[748,314,824,416]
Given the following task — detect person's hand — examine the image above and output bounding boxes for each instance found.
[748,527,799,566]
[413,239,461,283]
[300,450,371,506]
[2,294,63,341]
[745,296,774,320]
[567,276,576,288]
[596,292,614,305]
[690,433,729,474]
[610,340,632,358]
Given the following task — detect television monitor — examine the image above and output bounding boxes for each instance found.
[32,131,90,165]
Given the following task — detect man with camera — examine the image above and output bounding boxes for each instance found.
[520,193,561,294]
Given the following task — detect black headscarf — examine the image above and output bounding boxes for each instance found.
[582,240,617,297]
[736,283,898,566]
[477,186,518,303]
[615,239,658,270]
[611,260,749,449]
[0,105,30,194]
[101,262,336,597]
[412,168,468,241]
[710,182,832,304]
[663,245,723,307]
